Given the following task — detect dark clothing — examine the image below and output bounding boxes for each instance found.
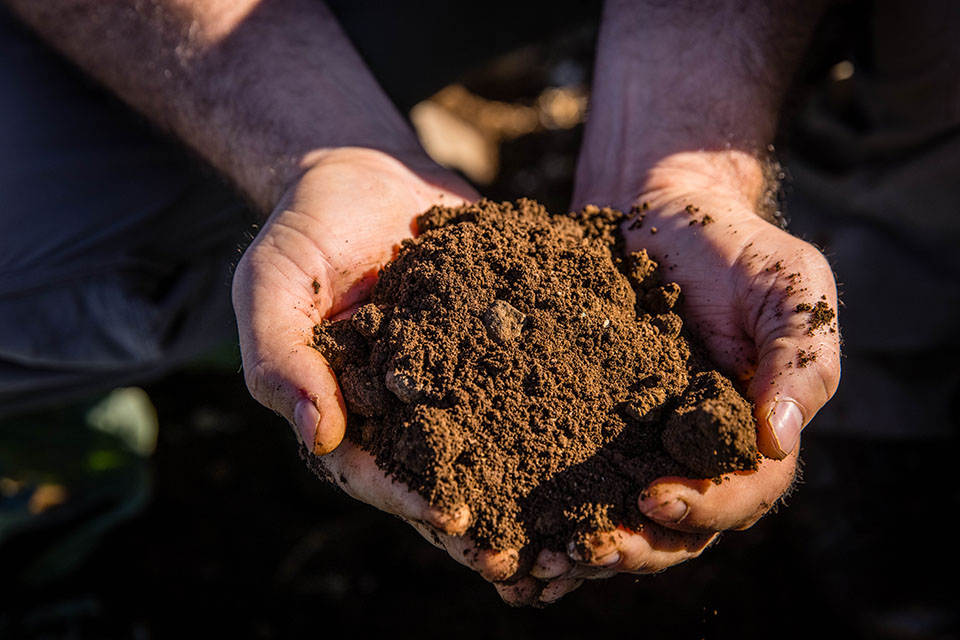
[0,1,600,415]
[1,1,957,438]
[0,8,248,415]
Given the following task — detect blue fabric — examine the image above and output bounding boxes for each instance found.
[0,8,250,414]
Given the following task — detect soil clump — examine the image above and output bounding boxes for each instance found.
[796,299,836,335]
[311,199,758,555]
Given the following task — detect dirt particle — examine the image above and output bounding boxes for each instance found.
[483,300,527,344]
[626,250,658,289]
[808,300,836,332]
[797,349,818,368]
[662,372,757,477]
[352,303,384,338]
[643,283,681,314]
[384,369,427,404]
[795,300,836,335]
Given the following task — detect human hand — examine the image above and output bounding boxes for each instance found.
[231,147,542,594]
[530,150,841,602]
[232,147,479,453]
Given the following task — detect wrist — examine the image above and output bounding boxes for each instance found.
[274,145,462,211]
[262,142,436,214]
[575,149,769,213]
[275,146,478,225]
[641,150,768,207]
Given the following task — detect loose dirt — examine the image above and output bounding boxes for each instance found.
[796,299,836,335]
[311,199,758,555]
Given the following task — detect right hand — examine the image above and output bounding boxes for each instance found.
[231,147,537,593]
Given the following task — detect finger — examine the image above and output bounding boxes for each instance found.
[323,443,470,535]
[233,255,347,455]
[614,524,717,574]
[567,529,623,567]
[494,576,543,607]
[530,549,574,580]
[568,524,715,575]
[439,536,521,583]
[749,286,841,459]
[557,563,617,581]
[409,523,521,584]
[409,521,447,550]
[427,504,472,536]
[638,449,799,533]
[539,578,584,604]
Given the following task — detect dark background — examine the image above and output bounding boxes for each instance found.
[1,3,957,638]
[1,368,955,639]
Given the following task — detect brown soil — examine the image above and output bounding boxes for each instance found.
[310,199,758,555]
[796,299,836,336]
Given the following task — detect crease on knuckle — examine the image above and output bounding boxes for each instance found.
[243,357,282,413]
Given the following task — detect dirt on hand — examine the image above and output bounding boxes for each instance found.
[311,199,758,555]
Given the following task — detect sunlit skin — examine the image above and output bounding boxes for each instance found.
[5,0,839,605]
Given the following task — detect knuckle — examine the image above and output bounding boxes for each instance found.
[816,350,842,399]
[242,357,281,411]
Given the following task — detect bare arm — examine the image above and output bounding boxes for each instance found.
[576,0,825,207]
[3,0,428,211]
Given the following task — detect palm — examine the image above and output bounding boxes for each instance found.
[246,156,463,323]
[623,193,840,442]
[633,211,831,381]
[233,149,538,597]
[544,183,841,596]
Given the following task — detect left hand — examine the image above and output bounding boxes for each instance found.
[515,151,841,605]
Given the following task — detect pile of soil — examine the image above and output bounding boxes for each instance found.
[311,199,758,554]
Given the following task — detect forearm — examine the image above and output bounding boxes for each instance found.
[4,0,428,212]
[576,0,826,209]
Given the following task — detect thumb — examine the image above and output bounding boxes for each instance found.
[233,263,347,456]
[246,335,347,456]
[748,295,841,459]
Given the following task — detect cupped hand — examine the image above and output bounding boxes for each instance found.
[233,147,477,453]
[540,151,841,602]
[232,147,524,587]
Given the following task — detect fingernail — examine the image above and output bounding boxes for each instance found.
[596,551,621,567]
[639,497,689,523]
[767,400,803,457]
[428,504,471,536]
[293,398,320,451]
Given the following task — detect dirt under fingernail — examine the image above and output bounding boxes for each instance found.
[309,199,758,555]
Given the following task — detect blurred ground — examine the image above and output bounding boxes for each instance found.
[1,23,958,640]
[1,368,956,639]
